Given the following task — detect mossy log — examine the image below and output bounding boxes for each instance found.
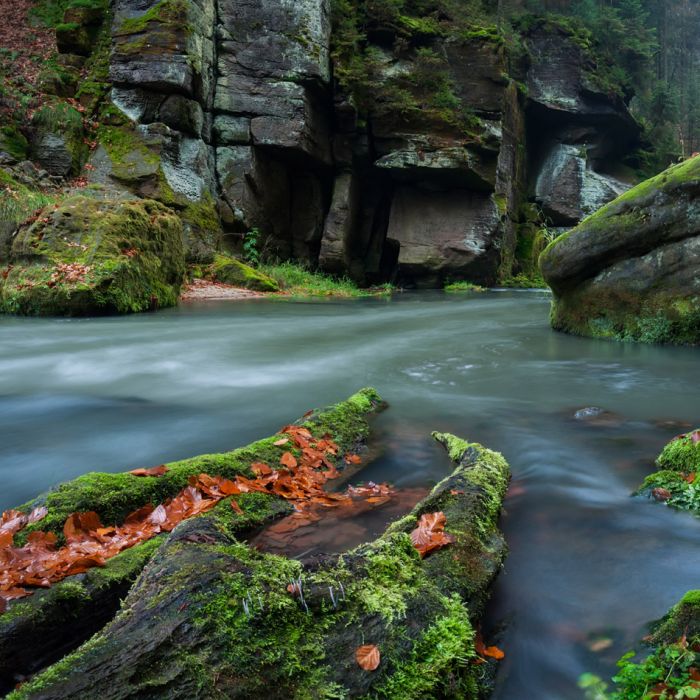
[9,432,510,700]
[1,389,384,694]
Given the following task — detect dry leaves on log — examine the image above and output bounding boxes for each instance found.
[410,511,455,558]
[356,644,381,671]
[0,421,394,611]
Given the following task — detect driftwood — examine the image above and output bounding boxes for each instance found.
[10,432,510,700]
[1,389,384,694]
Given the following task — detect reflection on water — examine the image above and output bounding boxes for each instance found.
[1,290,698,698]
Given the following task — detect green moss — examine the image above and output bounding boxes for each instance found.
[0,171,58,236]
[431,432,471,463]
[1,197,185,316]
[371,594,477,699]
[55,21,80,31]
[444,281,486,293]
[656,430,700,472]
[98,125,160,170]
[202,254,279,292]
[0,126,29,160]
[116,0,189,36]
[259,261,393,298]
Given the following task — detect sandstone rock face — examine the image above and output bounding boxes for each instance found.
[525,22,637,228]
[539,156,700,345]
[53,1,642,285]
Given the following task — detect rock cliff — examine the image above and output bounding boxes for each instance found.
[0,0,642,297]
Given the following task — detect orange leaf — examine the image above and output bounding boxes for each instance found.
[410,511,454,558]
[230,499,243,515]
[345,454,362,465]
[355,644,381,671]
[474,629,505,661]
[251,462,273,476]
[280,452,298,469]
[483,645,505,660]
[129,465,169,477]
[273,438,289,446]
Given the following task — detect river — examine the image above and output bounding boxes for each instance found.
[1,290,698,698]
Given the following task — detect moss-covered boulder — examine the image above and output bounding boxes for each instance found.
[539,156,700,345]
[0,196,186,316]
[8,430,509,699]
[0,389,384,693]
[203,254,280,292]
[635,429,700,512]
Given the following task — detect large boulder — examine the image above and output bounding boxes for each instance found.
[0,196,186,316]
[539,156,700,345]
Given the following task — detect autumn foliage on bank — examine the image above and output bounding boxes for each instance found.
[0,424,395,612]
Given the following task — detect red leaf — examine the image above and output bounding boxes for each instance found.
[652,487,672,502]
[355,644,381,671]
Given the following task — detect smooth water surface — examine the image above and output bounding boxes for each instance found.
[1,291,698,698]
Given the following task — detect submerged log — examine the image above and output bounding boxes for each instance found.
[1,388,384,694]
[10,432,510,700]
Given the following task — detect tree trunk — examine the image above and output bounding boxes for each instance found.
[10,432,510,700]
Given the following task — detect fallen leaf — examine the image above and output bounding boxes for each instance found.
[129,465,169,477]
[345,454,362,465]
[652,487,672,502]
[230,499,243,515]
[483,645,505,660]
[251,462,272,476]
[474,629,505,661]
[280,452,298,469]
[410,511,455,558]
[588,637,613,653]
[355,644,381,671]
[273,438,289,446]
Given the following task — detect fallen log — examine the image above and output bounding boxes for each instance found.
[9,432,510,700]
[1,388,384,693]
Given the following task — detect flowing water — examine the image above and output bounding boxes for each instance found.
[1,290,698,698]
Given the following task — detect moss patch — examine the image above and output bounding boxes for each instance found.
[0,196,185,316]
[194,254,279,292]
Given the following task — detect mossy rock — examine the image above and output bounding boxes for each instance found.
[593,590,700,697]
[656,430,700,473]
[0,126,29,161]
[0,196,186,316]
[635,430,700,515]
[207,254,279,292]
[56,23,92,56]
[540,156,700,345]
